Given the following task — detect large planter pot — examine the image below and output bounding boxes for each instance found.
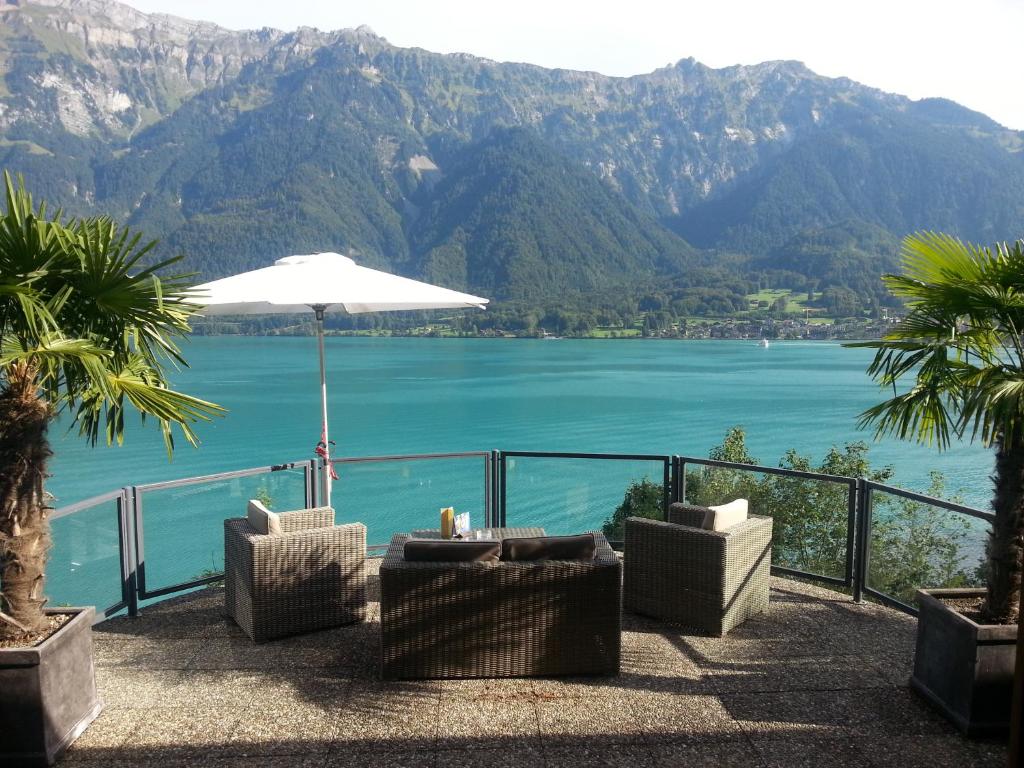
[910,588,1018,735]
[0,607,103,766]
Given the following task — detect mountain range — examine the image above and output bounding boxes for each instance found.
[0,0,1022,305]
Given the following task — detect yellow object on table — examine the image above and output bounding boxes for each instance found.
[440,506,455,539]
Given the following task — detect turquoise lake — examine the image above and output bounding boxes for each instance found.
[46,337,995,611]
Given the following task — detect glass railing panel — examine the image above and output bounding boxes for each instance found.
[331,455,489,548]
[136,464,309,594]
[49,495,123,613]
[503,455,668,539]
[683,463,853,581]
[866,487,989,607]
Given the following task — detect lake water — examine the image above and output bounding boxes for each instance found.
[46,337,995,611]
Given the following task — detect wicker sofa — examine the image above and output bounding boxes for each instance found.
[224,505,367,643]
[624,503,773,636]
[379,528,622,680]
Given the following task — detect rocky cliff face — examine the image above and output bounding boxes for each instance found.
[0,0,344,139]
[0,0,1021,290]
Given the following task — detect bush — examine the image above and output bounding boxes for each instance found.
[602,477,663,541]
[602,426,983,601]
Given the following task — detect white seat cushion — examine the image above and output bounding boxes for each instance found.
[703,499,749,531]
[247,499,282,535]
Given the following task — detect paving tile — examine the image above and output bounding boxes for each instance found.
[99,607,224,640]
[327,749,436,768]
[209,757,323,768]
[227,699,341,756]
[93,637,204,669]
[435,698,539,749]
[719,690,852,739]
[60,708,143,761]
[244,672,352,709]
[186,638,293,669]
[167,670,269,708]
[439,676,537,701]
[332,681,440,750]
[704,655,891,694]
[536,696,645,746]
[532,675,637,699]
[670,634,826,666]
[545,743,658,767]
[649,741,764,767]
[630,692,746,745]
[752,736,873,768]
[721,688,955,741]
[116,706,244,760]
[857,688,960,736]
[857,733,1008,768]
[93,667,184,708]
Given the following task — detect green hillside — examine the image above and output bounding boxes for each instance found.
[0,0,1022,309]
[410,128,695,299]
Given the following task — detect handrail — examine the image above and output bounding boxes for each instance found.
[46,447,991,622]
[52,489,125,521]
[501,450,672,462]
[678,455,858,485]
[133,460,309,492]
[331,451,489,464]
[863,479,995,523]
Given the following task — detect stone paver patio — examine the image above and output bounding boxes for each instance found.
[61,565,1009,767]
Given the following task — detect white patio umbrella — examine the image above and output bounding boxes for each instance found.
[189,252,488,505]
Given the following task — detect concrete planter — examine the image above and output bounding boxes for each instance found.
[0,607,103,766]
[911,588,1018,735]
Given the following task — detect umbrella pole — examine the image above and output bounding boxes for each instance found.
[314,305,331,507]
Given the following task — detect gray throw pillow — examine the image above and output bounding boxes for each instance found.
[403,540,501,562]
[500,533,596,561]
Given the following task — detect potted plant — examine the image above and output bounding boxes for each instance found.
[853,232,1023,735]
[0,175,222,765]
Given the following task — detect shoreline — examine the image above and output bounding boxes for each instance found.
[187,332,885,342]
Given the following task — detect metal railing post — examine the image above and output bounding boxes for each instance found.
[131,485,147,605]
[853,479,871,603]
[845,480,857,588]
[498,452,507,527]
[678,459,687,504]
[662,459,671,517]
[483,452,493,529]
[118,489,139,618]
[304,459,317,508]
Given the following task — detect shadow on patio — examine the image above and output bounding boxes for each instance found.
[61,566,1009,767]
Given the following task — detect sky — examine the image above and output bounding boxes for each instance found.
[128,0,1024,130]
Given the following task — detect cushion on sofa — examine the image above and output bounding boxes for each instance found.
[668,503,710,528]
[500,533,596,561]
[403,539,501,562]
[703,499,749,531]
[247,499,282,535]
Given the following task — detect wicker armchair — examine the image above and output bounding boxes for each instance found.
[224,506,367,643]
[380,528,622,680]
[624,503,773,636]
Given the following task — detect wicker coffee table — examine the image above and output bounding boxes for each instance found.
[380,527,622,680]
[408,526,542,541]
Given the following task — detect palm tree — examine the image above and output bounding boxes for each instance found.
[852,232,1024,624]
[0,174,222,641]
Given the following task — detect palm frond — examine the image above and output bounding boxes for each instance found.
[848,232,1024,450]
[1,175,224,457]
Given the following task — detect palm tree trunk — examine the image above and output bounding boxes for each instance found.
[0,361,53,640]
[984,431,1024,624]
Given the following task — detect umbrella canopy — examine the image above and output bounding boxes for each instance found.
[189,252,488,505]
[191,252,488,315]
